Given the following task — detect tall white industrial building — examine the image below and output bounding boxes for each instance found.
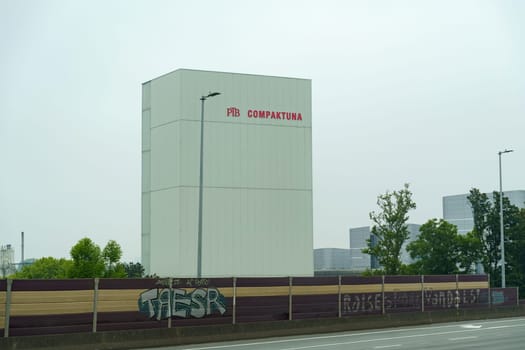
[142,69,313,277]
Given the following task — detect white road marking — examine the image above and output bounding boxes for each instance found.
[449,336,478,341]
[279,324,525,350]
[374,345,402,349]
[485,325,510,330]
[180,317,525,350]
[460,324,482,329]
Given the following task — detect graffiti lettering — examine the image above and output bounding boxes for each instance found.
[139,287,227,320]
[342,289,483,315]
[343,293,382,313]
[155,278,209,288]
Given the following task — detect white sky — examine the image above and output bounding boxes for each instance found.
[1,0,524,263]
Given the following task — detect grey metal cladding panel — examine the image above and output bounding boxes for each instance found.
[141,193,150,234]
[314,248,351,270]
[177,120,311,190]
[202,188,313,277]
[141,232,151,275]
[141,151,150,193]
[508,191,525,208]
[150,122,181,190]
[142,110,151,151]
[447,218,474,234]
[142,82,151,110]
[443,194,472,220]
[178,70,312,127]
[349,227,369,248]
[150,70,182,127]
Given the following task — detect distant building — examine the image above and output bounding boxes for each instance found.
[314,248,351,271]
[0,244,15,278]
[349,224,421,271]
[443,190,525,234]
[349,226,373,271]
[400,224,422,265]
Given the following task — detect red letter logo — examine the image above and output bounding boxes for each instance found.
[226,107,240,117]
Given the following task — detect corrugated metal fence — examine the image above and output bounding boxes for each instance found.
[0,275,519,337]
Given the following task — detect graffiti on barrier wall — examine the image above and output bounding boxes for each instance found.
[343,289,483,314]
[138,284,227,320]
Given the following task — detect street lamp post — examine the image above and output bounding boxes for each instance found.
[197,92,221,278]
[498,149,513,288]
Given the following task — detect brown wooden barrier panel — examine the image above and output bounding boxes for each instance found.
[98,278,163,332]
[10,279,93,291]
[236,295,289,322]
[236,277,289,323]
[293,294,338,319]
[1,279,7,333]
[1,275,496,338]
[292,277,338,319]
[9,314,93,337]
[8,280,94,336]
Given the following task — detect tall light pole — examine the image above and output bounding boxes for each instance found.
[197,91,221,278]
[498,149,513,288]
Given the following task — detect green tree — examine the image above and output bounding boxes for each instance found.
[11,257,72,279]
[507,208,525,296]
[123,262,145,278]
[407,219,460,274]
[102,240,123,277]
[363,183,416,275]
[456,231,483,274]
[105,262,127,278]
[69,238,105,278]
[467,188,521,287]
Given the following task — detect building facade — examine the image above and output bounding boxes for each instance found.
[400,224,421,265]
[142,69,313,277]
[0,244,15,278]
[314,248,351,271]
[349,226,373,271]
[443,190,525,234]
[349,224,420,271]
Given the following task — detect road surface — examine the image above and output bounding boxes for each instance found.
[141,316,525,350]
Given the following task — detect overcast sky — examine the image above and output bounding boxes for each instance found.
[1,0,524,263]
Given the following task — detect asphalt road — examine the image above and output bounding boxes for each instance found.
[142,316,525,350]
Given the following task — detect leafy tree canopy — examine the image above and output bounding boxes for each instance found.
[69,237,105,278]
[363,183,416,275]
[506,208,525,297]
[102,240,124,277]
[407,219,460,275]
[456,231,483,274]
[11,257,72,279]
[467,188,521,287]
[102,240,122,266]
[123,262,145,278]
[105,262,127,278]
